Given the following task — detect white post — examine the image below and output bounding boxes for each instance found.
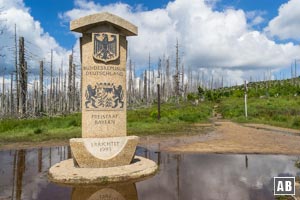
[244,80,248,119]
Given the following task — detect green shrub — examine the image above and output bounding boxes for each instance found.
[33,128,43,134]
[292,117,300,128]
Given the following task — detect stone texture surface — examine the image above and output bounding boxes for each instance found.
[70,136,138,168]
[80,29,127,138]
[70,12,137,36]
[72,184,138,200]
[72,12,138,138]
[48,156,158,185]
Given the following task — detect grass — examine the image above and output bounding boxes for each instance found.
[218,96,300,129]
[0,101,213,145]
[127,101,213,135]
[2,94,298,146]
[0,113,82,143]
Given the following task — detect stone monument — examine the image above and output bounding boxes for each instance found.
[49,12,157,185]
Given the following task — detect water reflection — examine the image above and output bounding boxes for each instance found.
[0,146,299,200]
[0,146,72,200]
[136,152,300,200]
[72,184,137,200]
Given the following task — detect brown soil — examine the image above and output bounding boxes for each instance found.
[166,121,300,155]
[1,121,300,155]
[0,125,214,151]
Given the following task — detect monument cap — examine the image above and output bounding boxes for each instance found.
[70,12,138,36]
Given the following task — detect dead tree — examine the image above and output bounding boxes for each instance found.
[49,49,53,115]
[19,36,27,117]
[148,54,151,104]
[10,73,13,116]
[72,63,76,111]
[68,54,73,113]
[39,61,44,114]
[1,73,4,114]
[181,63,185,98]
[128,59,133,105]
[174,40,180,99]
[166,58,170,100]
[14,24,19,113]
[143,70,147,102]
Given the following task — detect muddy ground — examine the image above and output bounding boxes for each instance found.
[1,121,300,155]
[164,121,300,155]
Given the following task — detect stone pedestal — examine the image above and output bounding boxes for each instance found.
[49,12,158,185]
[70,136,138,168]
[70,12,138,167]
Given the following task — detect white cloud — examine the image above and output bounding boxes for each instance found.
[59,0,300,86]
[246,11,266,27]
[265,0,300,41]
[0,0,72,81]
[1,0,299,86]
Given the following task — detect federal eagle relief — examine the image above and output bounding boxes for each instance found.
[93,33,119,62]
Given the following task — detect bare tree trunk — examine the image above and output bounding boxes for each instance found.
[68,54,72,113]
[49,50,53,115]
[39,61,44,114]
[19,37,26,117]
[143,70,147,103]
[64,72,67,113]
[166,58,170,100]
[15,24,19,114]
[148,53,151,104]
[10,73,14,116]
[128,59,133,105]
[175,40,180,99]
[72,63,76,111]
[1,74,4,114]
[181,63,184,98]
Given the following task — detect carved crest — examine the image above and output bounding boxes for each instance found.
[85,82,124,110]
[93,33,119,62]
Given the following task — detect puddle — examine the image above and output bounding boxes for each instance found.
[0,146,299,200]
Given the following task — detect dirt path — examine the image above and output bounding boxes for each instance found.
[1,118,300,155]
[166,121,300,155]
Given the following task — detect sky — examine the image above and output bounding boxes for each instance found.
[0,0,300,86]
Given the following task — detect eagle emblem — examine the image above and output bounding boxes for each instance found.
[93,33,119,62]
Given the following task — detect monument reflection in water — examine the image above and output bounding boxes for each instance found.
[0,146,300,200]
[0,147,138,200]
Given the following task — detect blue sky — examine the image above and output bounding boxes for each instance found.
[26,0,172,49]
[25,0,289,50]
[0,0,300,85]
